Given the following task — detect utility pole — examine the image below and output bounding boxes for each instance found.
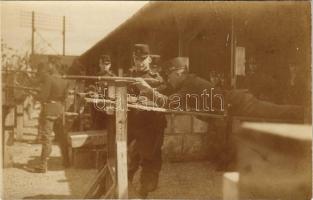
[21,11,68,55]
[31,11,35,55]
[62,16,65,56]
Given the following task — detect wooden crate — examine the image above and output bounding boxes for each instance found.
[68,130,108,168]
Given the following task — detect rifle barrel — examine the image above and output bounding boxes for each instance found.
[2,70,36,74]
[61,75,160,84]
[3,84,40,92]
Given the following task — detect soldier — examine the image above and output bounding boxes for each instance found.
[135,56,303,122]
[31,56,69,173]
[245,57,279,103]
[98,54,115,76]
[89,54,116,130]
[127,44,166,198]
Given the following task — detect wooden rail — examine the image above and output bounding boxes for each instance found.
[85,97,226,118]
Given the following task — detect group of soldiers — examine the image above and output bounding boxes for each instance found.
[29,43,304,198]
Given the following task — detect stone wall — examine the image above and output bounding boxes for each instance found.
[162,114,211,161]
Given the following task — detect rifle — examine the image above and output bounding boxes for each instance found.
[2,72,161,85]
[61,75,161,85]
[2,69,37,75]
[3,84,40,95]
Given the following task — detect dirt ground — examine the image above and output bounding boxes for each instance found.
[3,135,223,199]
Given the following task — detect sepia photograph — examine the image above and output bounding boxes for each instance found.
[1,1,312,199]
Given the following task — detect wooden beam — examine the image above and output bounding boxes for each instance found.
[85,98,226,118]
[230,14,236,89]
[115,82,128,198]
[15,105,24,140]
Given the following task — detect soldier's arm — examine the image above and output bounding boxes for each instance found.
[134,78,169,107]
[227,90,304,121]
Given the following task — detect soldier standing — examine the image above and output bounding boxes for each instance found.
[127,44,166,198]
[98,54,115,76]
[89,54,116,130]
[31,56,69,173]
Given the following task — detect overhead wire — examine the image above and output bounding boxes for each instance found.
[19,10,70,54]
[35,31,59,54]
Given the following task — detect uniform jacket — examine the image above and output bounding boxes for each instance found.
[38,73,69,117]
[128,69,167,131]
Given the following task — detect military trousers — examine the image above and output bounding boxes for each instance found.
[40,113,69,166]
[127,121,165,192]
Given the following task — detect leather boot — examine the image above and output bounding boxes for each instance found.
[137,171,159,199]
[31,159,48,173]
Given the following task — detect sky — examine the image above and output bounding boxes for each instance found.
[1,1,148,56]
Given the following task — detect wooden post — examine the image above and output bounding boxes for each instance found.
[106,83,116,198]
[62,16,66,56]
[15,104,24,140]
[31,11,35,55]
[230,14,236,89]
[115,82,128,198]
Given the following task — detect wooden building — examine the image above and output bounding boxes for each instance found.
[74,1,310,105]
[65,2,311,198]
[68,1,311,161]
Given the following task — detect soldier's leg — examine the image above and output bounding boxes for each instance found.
[140,147,162,191]
[90,105,99,129]
[211,118,236,171]
[36,110,44,142]
[53,117,70,167]
[127,131,141,183]
[36,117,54,172]
[207,118,227,168]
[137,128,164,197]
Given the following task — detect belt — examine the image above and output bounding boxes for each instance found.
[43,100,62,104]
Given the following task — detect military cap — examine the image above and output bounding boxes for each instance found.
[100,54,111,64]
[133,44,150,58]
[165,57,189,74]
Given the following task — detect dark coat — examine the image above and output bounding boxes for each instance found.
[38,73,69,117]
[148,74,303,121]
[128,70,167,131]
[38,73,68,103]
[177,74,303,120]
